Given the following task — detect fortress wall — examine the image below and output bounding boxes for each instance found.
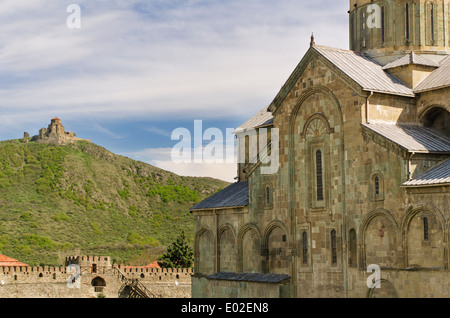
[0,264,192,298]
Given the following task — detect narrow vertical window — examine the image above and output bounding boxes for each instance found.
[316,150,324,201]
[265,185,270,206]
[362,12,366,47]
[349,229,357,267]
[331,230,337,265]
[406,3,410,41]
[302,231,308,265]
[374,176,380,196]
[430,3,435,42]
[423,217,429,241]
[381,6,385,43]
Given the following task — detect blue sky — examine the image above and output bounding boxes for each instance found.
[0,0,349,182]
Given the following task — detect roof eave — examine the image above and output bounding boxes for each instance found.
[414,83,450,94]
[189,205,248,212]
[401,182,450,188]
[363,88,415,98]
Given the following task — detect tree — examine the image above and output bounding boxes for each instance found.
[158,231,193,268]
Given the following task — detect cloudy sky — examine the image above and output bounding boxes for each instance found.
[0,0,349,182]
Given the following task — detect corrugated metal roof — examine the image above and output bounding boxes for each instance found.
[403,159,450,186]
[414,55,450,92]
[207,272,291,283]
[362,123,450,153]
[234,106,273,134]
[382,52,440,70]
[313,45,415,97]
[190,181,248,210]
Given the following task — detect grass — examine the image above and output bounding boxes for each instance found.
[0,139,229,266]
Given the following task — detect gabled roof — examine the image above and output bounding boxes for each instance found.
[0,254,29,267]
[190,181,248,210]
[313,45,415,97]
[414,55,450,93]
[361,123,450,154]
[403,159,450,187]
[382,52,440,70]
[269,44,415,113]
[234,106,273,134]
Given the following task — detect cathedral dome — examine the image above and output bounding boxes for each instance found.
[349,0,450,64]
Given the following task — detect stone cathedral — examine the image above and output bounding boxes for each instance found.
[190,0,450,298]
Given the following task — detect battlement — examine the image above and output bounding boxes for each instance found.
[66,255,111,266]
[0,255,193,298]
[0,265,67,274]
[118,265,194,275]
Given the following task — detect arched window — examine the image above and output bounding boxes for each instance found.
[331,230,337,265]
[430,3,435,42]
[381,6,385,43]
[91,276,106,293]
[423,217,429,241]
[362,11,366,47]
[302,231,308,265]
[405,3,410,41]
[371,172,384,201]
[264,183,272,209]
[315,150,324,201]
[374,176,380,196]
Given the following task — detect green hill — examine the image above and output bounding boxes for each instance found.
[0,139,229,266]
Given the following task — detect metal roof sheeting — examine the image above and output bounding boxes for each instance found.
[362,123,450,153]
[234,106,273,134]
[313,45,415,97]
[414,55,450,92]
[190,181,248,210]
[403,159,450,186]
[207,272,291,283]
[382,52,440,70]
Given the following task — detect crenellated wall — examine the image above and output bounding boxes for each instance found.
[0,256,193,298]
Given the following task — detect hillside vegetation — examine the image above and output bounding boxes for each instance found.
[0,139,229,266]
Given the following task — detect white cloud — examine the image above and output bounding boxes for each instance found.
[125,146,237,183]
[0,0,350,180]
[0,0,349,123]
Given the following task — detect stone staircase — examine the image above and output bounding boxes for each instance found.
[113,265,161,298]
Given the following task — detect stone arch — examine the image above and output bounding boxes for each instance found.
[367,279,399,298]
[238,223,262,273]
[418,104,450,134]
[262,220,290,274]
[218,224,238,273]
[401,204,447,269]
[300,113,334,138]
[91,276,106,293]
[359,209,400,269]
[195,227,216,275]
[288,85,343,139]
[288,85,344,216]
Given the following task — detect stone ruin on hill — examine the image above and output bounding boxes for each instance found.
[24,117,91,145]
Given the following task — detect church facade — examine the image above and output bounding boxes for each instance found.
[190,0,449,298]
